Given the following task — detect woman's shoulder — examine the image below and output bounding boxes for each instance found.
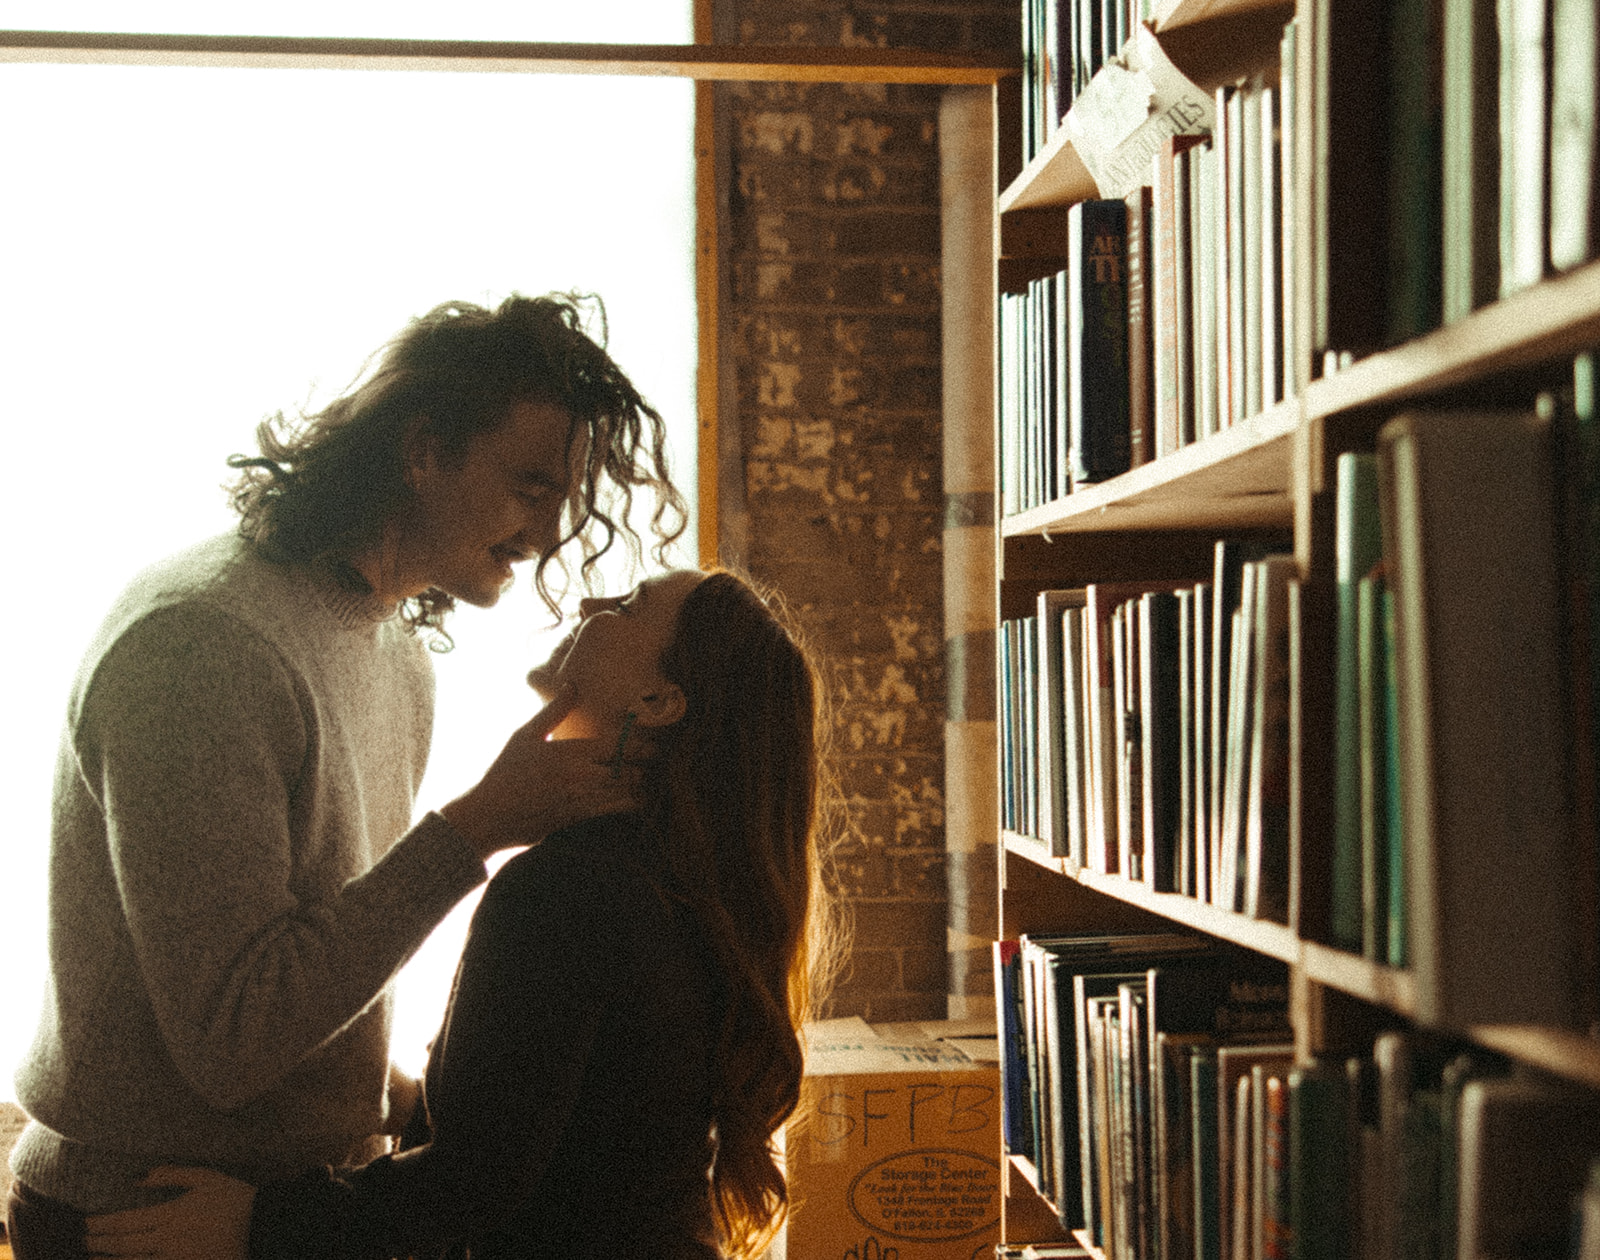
[487,814,663,904]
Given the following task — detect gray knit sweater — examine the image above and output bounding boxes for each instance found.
[9,534,487,1213]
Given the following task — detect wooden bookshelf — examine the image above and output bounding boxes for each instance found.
[0,29,1017,83]
[987,0,1600,1250]
[1001,397,1297,536]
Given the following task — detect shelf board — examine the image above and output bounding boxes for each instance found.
[1306,259,1600,421]
[1469,1025,1600,1092]
[1072,1229,1108,1260]
[1000,124,1097,216]
[1002,833,1300,962]
[1300,942,1416,1016]
[1001,398,1298,537]
[0,29,1017,82]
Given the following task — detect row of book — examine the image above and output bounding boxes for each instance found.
[999,26,1296,517]
[1006,0,1600,520]
[1264,1032,1600,1260]
[1003,367,1599,1032]
[999,538,1296,925]
[994,932,1291,1259]
[996,934,1600,1260]
[1326,372,1598,1029]
[1019,0,1159,166]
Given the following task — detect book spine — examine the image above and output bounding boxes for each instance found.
[1070,199,1132,483]
[1550,0,1600,271]
[1128,184,1155,467]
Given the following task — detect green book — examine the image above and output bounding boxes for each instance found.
[1442,0,1500,321]
[1386,0,1443,344]
[1332,453,1381,950]
[1356,570,1390,960]
[1381,584,1407,967]
[1192,1046,1222,1260]
[1287,1061,1351,1260]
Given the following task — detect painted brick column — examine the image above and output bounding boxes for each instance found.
[712,1,1015,1021]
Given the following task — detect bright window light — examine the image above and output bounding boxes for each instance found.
[0,3,695,1095]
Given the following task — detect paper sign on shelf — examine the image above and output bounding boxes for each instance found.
[1064,23,1216,199]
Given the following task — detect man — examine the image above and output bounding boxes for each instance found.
[6,293,688,1258]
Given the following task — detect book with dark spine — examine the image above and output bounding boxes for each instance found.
[1126,183,1154,468]
[1070,199,1132,484]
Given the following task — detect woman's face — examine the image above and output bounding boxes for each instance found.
[527,569,704,734]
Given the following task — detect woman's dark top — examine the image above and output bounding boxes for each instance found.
[248,814,721,1260]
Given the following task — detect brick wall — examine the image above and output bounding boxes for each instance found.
[712,0,1016,1022]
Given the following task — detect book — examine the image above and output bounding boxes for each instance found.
[1278,20,1300,396]
[1195,140,1222,440]
[1385,0,1444,344]
[1311,0,1390,361]
[1498,0,1550,296]
[1332,451,1382,952]
[1216,1043,1294,1260]
[1218,561,1258,913]
[1039,589,1091,860]
[1378,408,1584,1027]
[1442,0,1501,320]
[995,939,1035,1161]
[1286,1060,1353,1260]
[1070,199,1132,484]
[1244,554,1294,923]
[1356,568,1390,961]
[1141,590,1183,893]
[1552,0,1600,271]
[1457,1075,1600,1260]
[1154,134,1205,457]
[1155,1031,1213,1260]
[1193,1045,1223,1260]
[1127,183,1154,467]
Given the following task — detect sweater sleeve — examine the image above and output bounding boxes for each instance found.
[73,603,486,1112]
[248,839,619,1260]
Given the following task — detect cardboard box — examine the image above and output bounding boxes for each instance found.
[784,1018,1001,1260]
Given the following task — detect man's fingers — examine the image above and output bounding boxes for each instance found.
[523,686,578,741]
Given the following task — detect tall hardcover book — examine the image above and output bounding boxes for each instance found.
[1497,0,1550,296]
[1070,199,1132,484]
[1039,589,1091,860]
[1127,184,1155,467]
[1442,0,1501,320]
[1244,554,1294,923]
[1287,1060,1352,1260]
[1378,408,1584,1027]
[1551,0,1600,271]
[1331,452,1382,953]
[1310,0,1390,360]
[1141,590,1184,893]
[1457,1076,1600,1260]
[1386,0,1444,345]
[1154,134,1204,457]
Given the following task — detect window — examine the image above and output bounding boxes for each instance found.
[0,1,695,1091]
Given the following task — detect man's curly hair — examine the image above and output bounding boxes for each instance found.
[227,293,688,633]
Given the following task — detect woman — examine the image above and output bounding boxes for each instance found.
[84,568,841,1260]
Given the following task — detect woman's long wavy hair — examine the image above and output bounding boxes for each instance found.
[228,293,687,632]
[646,572,845,1260]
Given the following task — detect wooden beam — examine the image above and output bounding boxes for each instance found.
[0,30,1016,82]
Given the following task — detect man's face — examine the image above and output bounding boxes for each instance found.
[402,398,576,608]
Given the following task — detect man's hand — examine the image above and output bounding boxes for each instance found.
[86,1167,255,1260]
[439,687,646,861]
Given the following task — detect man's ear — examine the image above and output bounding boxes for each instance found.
[634,682,687,728]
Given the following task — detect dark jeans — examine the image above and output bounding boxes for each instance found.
[6,1180,89,1260]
